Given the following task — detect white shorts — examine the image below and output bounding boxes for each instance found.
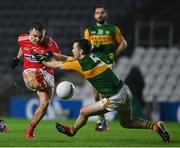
[99,85,133,112]
[23,68,54,92]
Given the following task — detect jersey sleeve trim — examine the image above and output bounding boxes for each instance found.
[84,29,90,40]
[63,59,82,72]
[114,26,123,44]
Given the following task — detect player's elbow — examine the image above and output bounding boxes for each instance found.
[120,121,129,128]
[122,39,127,50]
[124,40,127,49]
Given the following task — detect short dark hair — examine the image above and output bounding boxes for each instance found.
[76,39,92,55]
[29,22,45,32]
[94,5,108,12]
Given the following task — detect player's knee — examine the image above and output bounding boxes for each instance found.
[40,101,49,109]
[120,121,129,128]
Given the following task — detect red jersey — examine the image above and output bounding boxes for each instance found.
[18,34,61,75]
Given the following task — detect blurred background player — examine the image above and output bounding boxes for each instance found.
[0,119,8,133]
[33,39,170,143]
[125,66,145,118]
[84,5,127,131]
[10,22,61,139]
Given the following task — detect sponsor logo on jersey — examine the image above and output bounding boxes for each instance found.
[98,29,103,35]
[91,31,96,34]
[90,35,113,45]
[105,31,110,35]
[24,54,37,62]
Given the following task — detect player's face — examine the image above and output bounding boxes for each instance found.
[72,42,83,58]
[94,8,107,25]
[29,28,45,45]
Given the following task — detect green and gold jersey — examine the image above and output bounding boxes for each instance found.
[84,24,123,65]
[63,54,124,97]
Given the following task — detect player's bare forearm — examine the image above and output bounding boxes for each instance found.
[53,53,74,61]
[17,48,24,59]
[115,38,127,56]
[43,60,63,69]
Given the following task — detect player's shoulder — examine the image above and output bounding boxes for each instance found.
[67,58,78,63]
[66,58,80,66]
[108,24,121,33]
[86,25,97,30]
[63,58,80,69]
[107,24,119,29]
[18,33,29,41]
[45,35,57,44]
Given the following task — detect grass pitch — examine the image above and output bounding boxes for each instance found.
[0,118,179,147]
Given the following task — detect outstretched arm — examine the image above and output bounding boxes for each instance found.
[42,60,64,69]
[32,51,74,64]
[53,53,74,61]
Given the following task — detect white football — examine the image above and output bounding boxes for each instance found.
[56,81,75,99]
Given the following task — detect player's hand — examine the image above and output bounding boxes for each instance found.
[31,51,53,63]
[10,57,20,70]
[43,51,53,59]
[31,51,44,63]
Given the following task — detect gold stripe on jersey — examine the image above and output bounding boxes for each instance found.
[63,59,108,79]
[84,29,90,40]
[63,60,83,72]
[90,35,113,45]
[82,63,108,78]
